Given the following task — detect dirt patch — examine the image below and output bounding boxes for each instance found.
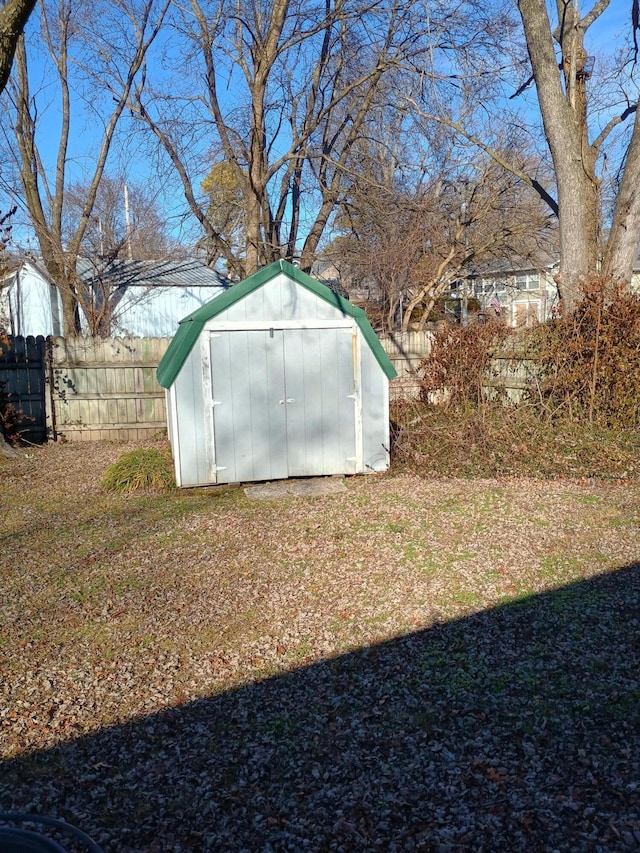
[244,476,347,499]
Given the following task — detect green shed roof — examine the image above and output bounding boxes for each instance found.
[157,259,397,387]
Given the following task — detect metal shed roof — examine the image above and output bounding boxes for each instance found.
[76,257,231,289]
[157,259,397,388]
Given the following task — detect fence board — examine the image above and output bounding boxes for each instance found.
[380,330,433,400]
[9,331,538,443]
[379,330,541,401]
[49,336,172,441]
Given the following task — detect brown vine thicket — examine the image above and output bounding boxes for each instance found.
[527,280,640,428]
[417,320,510,411]
[392,281,640,479]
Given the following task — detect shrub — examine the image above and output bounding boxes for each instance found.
[102,446,175,493]
[0,380,22,445]
[418,320,510,411]
[393,279,640,480]
[390,398,640,480]
[526,279,640,428]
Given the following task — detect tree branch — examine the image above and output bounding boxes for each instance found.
[407,102,559,216]
[580,0,610,33]
[592,102,638,153]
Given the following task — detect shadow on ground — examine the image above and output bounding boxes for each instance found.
[2,563,640,852]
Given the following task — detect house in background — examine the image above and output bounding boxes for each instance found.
[451,256,559,327]
[459,252,640,327]
[0,257,232,338]
[0,259,64,337]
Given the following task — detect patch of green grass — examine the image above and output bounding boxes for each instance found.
[403,542,426,563]
[259,715,295,738]
[67,577,107,603]
[607,515,632,528]
[539,554,584,580]
[102,447,175,493]
[433,581,485,612]
[287,636,314,661]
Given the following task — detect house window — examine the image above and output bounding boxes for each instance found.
[515,301,539,327]
[472,277,507,297]
[515,273,540,291]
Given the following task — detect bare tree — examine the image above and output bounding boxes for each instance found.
[63,175,179,262]
[516,0,640,308]
[132,0,428,276]
[414,1,640,311]
[4,0,169,335]
[330,134,554,330]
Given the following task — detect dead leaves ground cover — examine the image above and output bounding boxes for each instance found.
[1,440,640,851]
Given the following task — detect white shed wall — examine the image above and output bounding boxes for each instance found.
[169,343,210,487]
[219,273,349,324]
[360,342,391,472]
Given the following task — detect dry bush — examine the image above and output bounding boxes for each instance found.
[525,279,640,428]
[417,320,511,411]
[393,283,640,480]
[390,399,640,480]
[0,381,22,445]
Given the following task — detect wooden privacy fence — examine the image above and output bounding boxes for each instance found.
[49,337,171,441]
[487,351,543,400]
[47,333,432,440]
[380,330,433,399]
[5,331,538,443]
[49,333,435,441]
[381,331,544,402]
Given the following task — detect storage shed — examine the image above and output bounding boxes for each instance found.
[157,260,397,487]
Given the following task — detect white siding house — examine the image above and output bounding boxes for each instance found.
[0,258,231,337]
[457,261,559,327]
[462,255,640,326]
[0,261,64,337]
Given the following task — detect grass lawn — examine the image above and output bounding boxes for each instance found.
[2,439,640,850]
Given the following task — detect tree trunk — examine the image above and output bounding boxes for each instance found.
[554,152,598,306]
[602,105,640,284]
[518,0,599,311]
[0,0,36,94]
[244,192,263,276]
[60,283,81,337]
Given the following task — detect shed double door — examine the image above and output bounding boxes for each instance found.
[209,326,358,483]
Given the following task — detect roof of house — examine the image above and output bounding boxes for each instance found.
[466,253,640,278]
[2,256,231,290]
[464,252,559,278]
[75,257,231,290]
[157,259,397,388]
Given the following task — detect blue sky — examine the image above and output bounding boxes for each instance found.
[586,3,630,48]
